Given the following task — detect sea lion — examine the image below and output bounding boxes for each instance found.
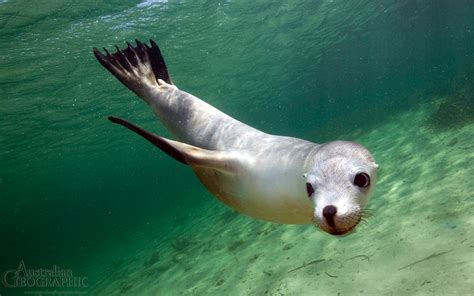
[93,39,378,235]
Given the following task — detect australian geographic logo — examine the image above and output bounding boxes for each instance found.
[2,261,88,288]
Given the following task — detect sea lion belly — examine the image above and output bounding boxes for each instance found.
[193,138,316,224]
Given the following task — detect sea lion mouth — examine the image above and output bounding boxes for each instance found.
[326,225,357,236]
[313,215,361,236]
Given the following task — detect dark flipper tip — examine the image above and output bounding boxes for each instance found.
[149,39,158,47]
[108,116,121,124]
[107,116,188,165]
[93,39,173,95]
[92,47,103,59]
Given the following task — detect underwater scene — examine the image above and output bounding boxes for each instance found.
[1,0,473,295]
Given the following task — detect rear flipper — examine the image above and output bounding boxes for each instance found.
[109,116,241,173]
[93,39,172,97]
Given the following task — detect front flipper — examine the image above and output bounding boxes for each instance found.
[109,116,241,173]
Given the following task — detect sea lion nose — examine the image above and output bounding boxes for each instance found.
[323,205,337,227]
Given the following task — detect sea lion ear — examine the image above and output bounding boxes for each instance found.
[373,163,379,169]
[108,116,241,173]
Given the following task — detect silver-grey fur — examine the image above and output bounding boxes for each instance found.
[93,40,378,235]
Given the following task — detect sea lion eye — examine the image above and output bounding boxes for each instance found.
[306,182,315,197]
[353,172,370,188]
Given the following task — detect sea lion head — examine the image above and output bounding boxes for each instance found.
[305,141,378,236]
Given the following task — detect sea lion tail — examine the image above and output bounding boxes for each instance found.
[93,39,172,96]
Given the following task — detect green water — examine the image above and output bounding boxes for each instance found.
[1,0,473,295]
